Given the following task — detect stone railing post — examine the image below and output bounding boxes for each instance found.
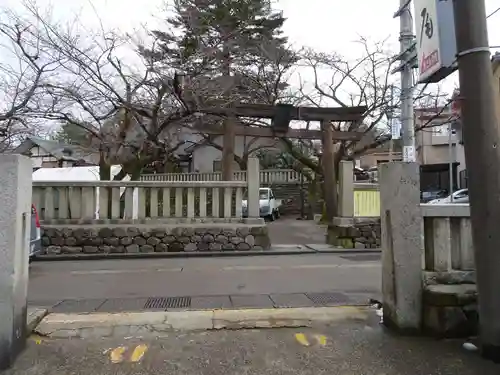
[247,157,260,218]
[0,155,32,370]
[379,162,423,333]
[338,160,354,217]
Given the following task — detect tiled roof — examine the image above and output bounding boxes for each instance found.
[20,137,96,162]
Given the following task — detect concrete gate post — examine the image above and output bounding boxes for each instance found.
[247,157,260,219]
[0,155,32,369]
[338,160,354,217]
[379,162,423,333]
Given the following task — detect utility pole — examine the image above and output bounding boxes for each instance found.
[453,0,500,362]
[388,85,396,162]
[399,0,416,162]
[448,122,454,201]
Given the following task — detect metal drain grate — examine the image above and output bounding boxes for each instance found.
[306,292,350,306]
[144,296,191,309]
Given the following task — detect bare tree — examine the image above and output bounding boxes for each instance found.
[12,2,217,179]
[0,7,61,147]
[262,38,449,218]
[284,38,449,177]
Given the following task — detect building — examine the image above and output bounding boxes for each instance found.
[414,53,500,192]
[13,137,99,170]
[414,106,465,192]
[357,141,403,169]
[185,135,284,172]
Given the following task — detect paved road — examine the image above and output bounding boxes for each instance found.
[7,320,497,375]
[28,253,381,305]
[268,218,326,244]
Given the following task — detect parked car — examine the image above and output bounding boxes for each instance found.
[30,204,42,261]
[242,187,282,221]
[428,189,469,204]
[421,189,448,203]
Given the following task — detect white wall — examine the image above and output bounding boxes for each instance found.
[191,136,283,172]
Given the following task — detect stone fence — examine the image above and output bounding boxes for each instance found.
[420,204,476,337]
[379,162,477,339]
[33,180,251,222]
[33,158,271,257]
[141,169,304,184]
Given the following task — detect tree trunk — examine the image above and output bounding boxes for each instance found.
[238,154,248,171]
[99,152,111,180]
[130,166,142,181]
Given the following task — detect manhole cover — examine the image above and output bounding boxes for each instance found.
[144,296,191,309]
[305,292,350,305]
[339,254,381,262]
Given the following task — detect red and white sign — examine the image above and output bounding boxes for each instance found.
[414,0,457,83]
[421,50,440,75]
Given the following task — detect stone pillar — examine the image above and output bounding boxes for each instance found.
[0,155,32,370]
[338,160,354,217]
[379,162,423,333]
[247,157,260,218]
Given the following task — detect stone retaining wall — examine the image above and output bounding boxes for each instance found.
[41,224,271,255]
[422,271,478,338]
[326,217,381,249]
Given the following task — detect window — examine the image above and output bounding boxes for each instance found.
[431,124,449,135]
[259,189,269,200]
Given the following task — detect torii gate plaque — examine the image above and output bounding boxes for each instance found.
[194,103,367,222]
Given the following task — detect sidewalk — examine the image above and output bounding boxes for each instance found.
[9,317,498,374]
[29,290,378,314]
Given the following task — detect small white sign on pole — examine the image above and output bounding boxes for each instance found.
[403,146,416,163]
[391,119,401,140]
[414,0,457,83]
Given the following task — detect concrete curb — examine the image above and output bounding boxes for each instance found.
[27,308,48,335]
[33,248,381,262]
[34,306,371,338]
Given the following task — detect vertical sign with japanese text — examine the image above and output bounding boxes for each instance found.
[413,0,457,83]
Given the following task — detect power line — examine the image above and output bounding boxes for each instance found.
[487,7,500,19]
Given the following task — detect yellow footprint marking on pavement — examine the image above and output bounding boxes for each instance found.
[295,333,310,346]
[108,345,149,363]
[295,333,327,347]
[110,347,127,363]
[30,335,44,344]
[130,344,148,363]
[314,334,327,346]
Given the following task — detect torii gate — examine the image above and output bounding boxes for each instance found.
[194,103,367,222]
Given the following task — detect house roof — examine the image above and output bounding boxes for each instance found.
[13,137,97,163]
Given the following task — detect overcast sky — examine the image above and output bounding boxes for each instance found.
[4,0,498,52]
[2,0,500,97]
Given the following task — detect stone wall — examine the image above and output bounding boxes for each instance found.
[422,272,478,338]
[41,224,271,255]
[326,217,381,249]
